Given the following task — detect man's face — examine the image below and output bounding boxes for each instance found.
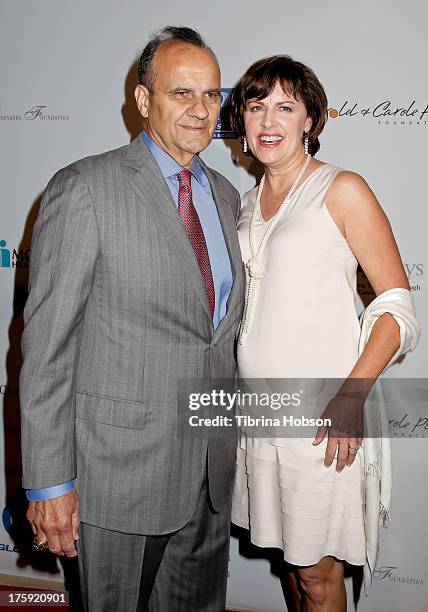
[135,40,221,166]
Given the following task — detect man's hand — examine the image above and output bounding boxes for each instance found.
[27,490,80,557]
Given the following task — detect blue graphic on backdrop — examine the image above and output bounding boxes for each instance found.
[0,239,30,268]
[0,240,10,267]
[2,506,12,535]
[1,507,20,553]
[214,89,236,139]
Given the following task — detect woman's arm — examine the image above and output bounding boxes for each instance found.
[314,172,411,470]
[326,170,409,378]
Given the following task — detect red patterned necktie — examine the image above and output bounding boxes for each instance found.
[177,169,215,317]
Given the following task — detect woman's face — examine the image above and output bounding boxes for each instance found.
[243,80,312,170]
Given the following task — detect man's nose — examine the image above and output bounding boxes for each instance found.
[187,97,209,120]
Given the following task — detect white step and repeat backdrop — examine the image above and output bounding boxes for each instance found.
[1,1,427,610]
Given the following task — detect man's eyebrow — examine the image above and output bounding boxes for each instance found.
[168,87,193,93]
[167,87,221,96]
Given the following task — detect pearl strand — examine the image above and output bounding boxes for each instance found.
[239,154,312,345]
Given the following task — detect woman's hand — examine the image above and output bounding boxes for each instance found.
[312,390,364,471]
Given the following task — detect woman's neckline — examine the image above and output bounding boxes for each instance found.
[257,162,329,223]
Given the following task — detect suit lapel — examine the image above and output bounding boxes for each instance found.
[127,136,213,321]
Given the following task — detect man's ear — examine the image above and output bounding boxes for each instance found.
[135,84,150,118]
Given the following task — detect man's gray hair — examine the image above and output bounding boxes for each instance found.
[137,25,216,93]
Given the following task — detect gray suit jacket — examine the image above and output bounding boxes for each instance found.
[20,134,245,535]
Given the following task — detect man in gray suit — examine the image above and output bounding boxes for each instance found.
[20,26,244,611]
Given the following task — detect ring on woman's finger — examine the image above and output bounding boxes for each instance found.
[348,445,360,454]
[32,536,49,552]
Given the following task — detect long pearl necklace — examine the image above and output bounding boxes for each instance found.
[238,153,312,345]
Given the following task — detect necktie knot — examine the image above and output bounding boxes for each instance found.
[177,169,192,190]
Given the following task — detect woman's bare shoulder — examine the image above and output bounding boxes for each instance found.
[327,169,383,218]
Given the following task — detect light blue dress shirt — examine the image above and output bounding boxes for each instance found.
[142,132,233,329]
[26,132,234,501]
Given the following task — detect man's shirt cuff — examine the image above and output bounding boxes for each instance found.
[26,480,75,501]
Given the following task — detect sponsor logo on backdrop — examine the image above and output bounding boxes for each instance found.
[389,412,428,438]
[1,507,19,553]
[374,565,424,586]
[214,89,236,139]
[385,379,428,438]
[0,105,70,121]
[0,240,30,269]
[405,262,424,293]
[2,507,12,535]
[328,100,428,127]
[358,263,424,294]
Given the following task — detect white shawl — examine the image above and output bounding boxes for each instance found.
[359,288,420,593]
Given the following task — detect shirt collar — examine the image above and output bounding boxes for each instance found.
[142,131,206,185]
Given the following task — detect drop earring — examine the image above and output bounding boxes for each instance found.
[304,135,309,155]
[243,136,248,154]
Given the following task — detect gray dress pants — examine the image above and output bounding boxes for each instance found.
[77,477,231,612]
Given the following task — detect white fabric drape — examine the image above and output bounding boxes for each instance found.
[359,288,420,592]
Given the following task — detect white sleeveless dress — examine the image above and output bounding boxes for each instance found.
[232,164,367,567]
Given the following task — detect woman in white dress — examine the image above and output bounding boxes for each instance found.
[230,56,420,611]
